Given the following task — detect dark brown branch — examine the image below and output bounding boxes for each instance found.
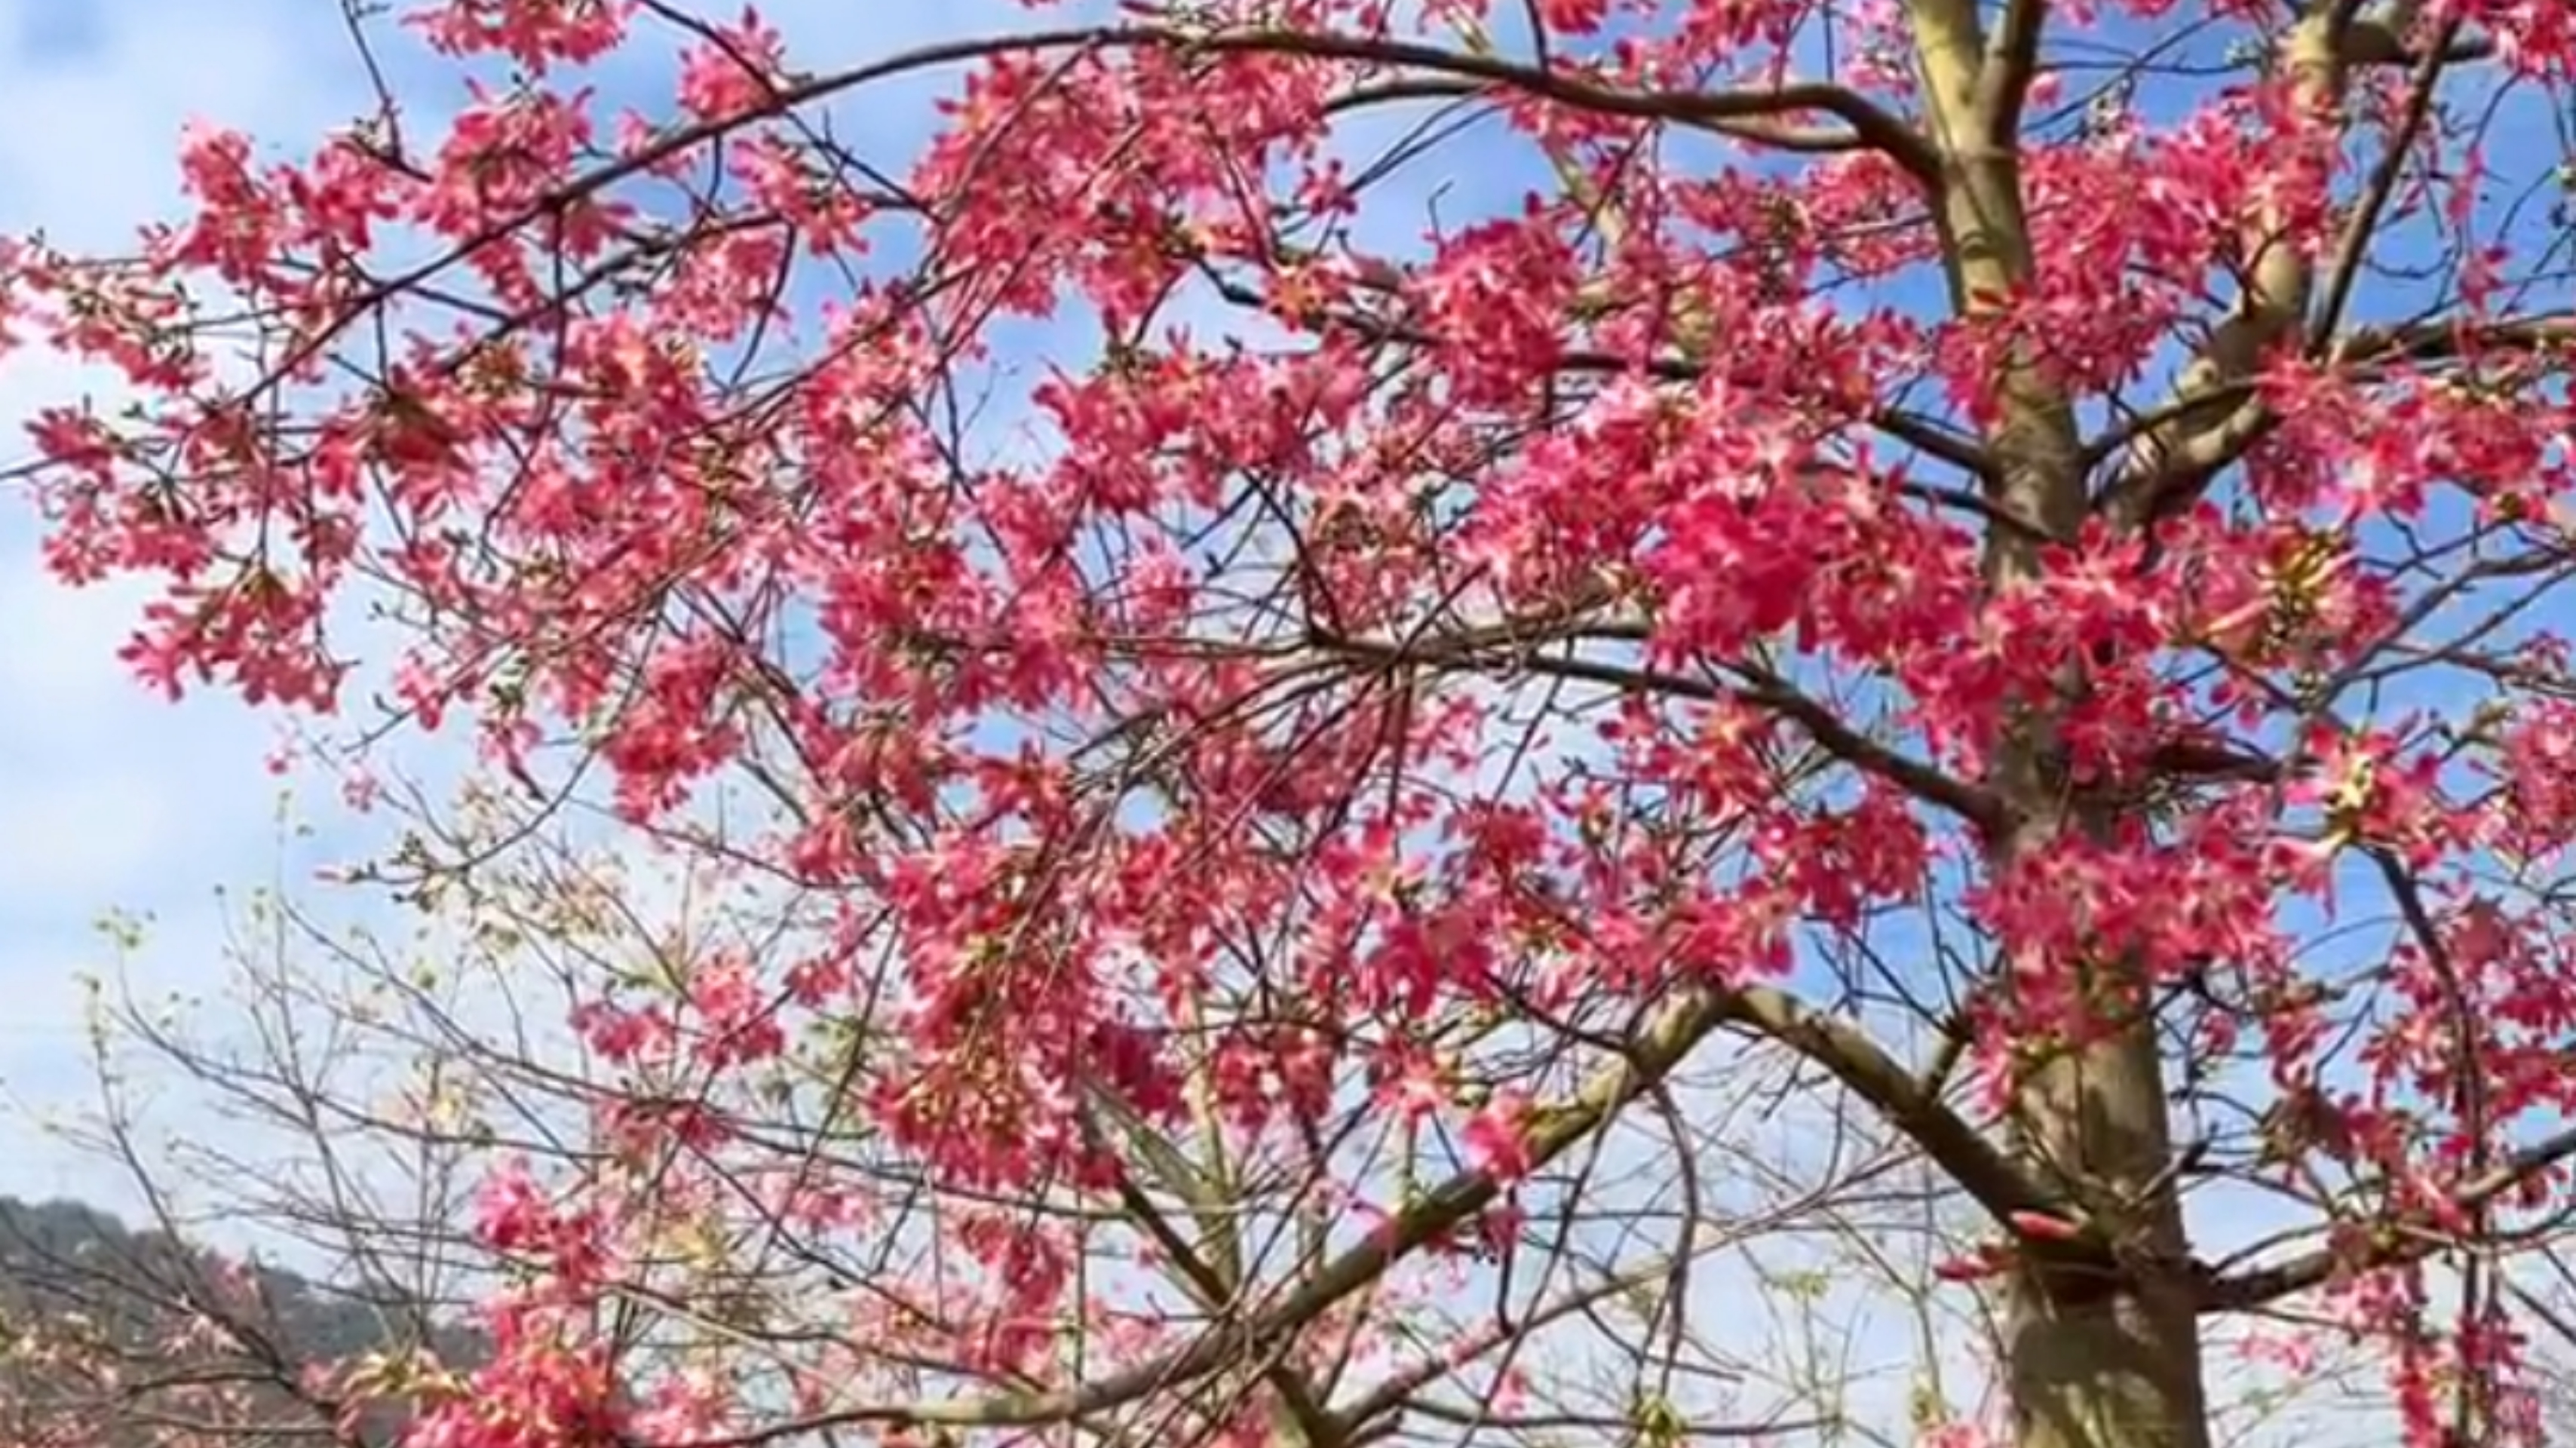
[2308,15,2467,352]
[265,19,1946,395]
[1308,619,2010,834]
[2198,1124,2576,1312]
[1328,77,1897,159]
[1219,26,1943,185]
[1710,980,2069,1228]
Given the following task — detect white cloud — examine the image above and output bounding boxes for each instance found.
[0,0,1096,1192]
[0,0,1115,1223]
[0,0,355,247]
[0,765,187,909]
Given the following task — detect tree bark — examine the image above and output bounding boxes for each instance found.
[1901,1,2224,1442]
[2000,999,2213,1448]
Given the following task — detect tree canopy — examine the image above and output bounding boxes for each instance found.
[7,2,2576,1447]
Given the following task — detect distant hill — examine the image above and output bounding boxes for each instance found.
[0,1195,483,1446]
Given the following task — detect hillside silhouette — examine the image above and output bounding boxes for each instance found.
[0,1195,483,1446]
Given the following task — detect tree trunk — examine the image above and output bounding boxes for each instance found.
[2003,1023,2213,1448]
[2007,1281,2213,1448]
[1895,0,2246,1438]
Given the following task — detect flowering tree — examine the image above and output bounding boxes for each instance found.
[20,790,1998,1447]
[7,0,2576,1446]
[12,787,2385,1448]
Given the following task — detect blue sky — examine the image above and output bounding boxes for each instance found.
[2,1,2568,1441]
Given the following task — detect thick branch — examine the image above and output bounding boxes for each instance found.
[2096,2,2438,530]
[705,980,1745,1442]
[2198,1123,2576,1312]
[1713,980,2067,1226]
[1976,0,2050,147]
[2078,311,2576,487]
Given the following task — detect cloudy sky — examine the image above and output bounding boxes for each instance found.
[0,0,1543,1210]
[0,0,1106,1183]
[0,0,924,1203]
[0,0,399,1202]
